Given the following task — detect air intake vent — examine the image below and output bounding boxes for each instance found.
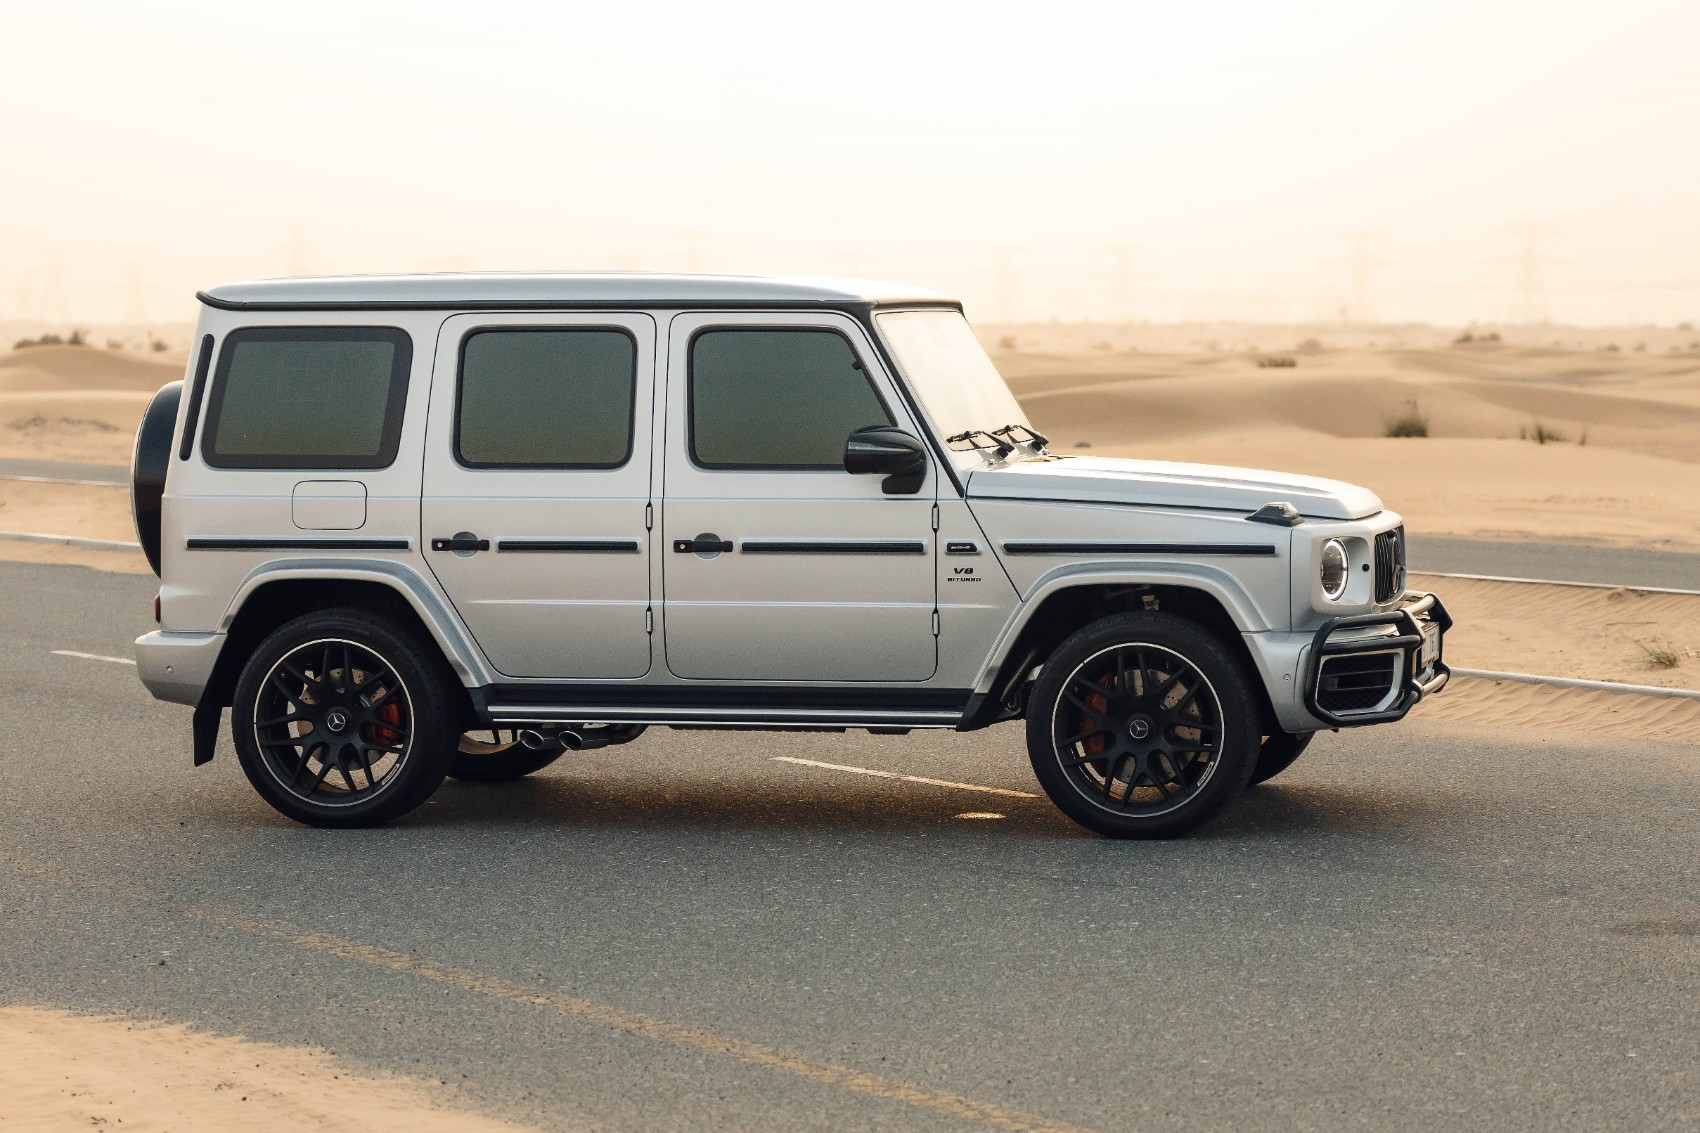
[1374,526,1406,604]
[1317,652,1399,714]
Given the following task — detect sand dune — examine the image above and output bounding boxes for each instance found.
[0,1007,541,1132]
[0,345,185,393]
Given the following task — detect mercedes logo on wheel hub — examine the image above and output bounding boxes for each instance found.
[324,708,349,734]
[1126,715,1153,741]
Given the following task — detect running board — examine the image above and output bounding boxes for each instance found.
[483,704,962,730]
[472,683,971,732]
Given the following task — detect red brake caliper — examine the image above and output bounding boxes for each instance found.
[1080,669,1114,775]
[372,701,403,747]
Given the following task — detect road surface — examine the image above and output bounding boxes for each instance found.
[2,559,1697,1131]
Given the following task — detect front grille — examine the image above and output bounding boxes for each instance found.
[1374,526,1406,603]
[1317,652,1399,714]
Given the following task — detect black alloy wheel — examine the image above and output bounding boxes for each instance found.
[1026,612,1260,838]
[232,610,458,827]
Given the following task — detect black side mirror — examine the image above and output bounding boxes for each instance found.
[844,426,927,495]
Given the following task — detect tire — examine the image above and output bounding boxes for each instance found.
[1025,611,1261,839]
[448,730,563,782]
[1248,729,1314,786]
[231,609,460,828]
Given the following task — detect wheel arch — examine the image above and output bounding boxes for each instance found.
[200,563,490,713]
[961,569,1276,731]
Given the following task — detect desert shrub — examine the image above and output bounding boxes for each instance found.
[149,338,169,352]
[105,338,125,350]
[1633,342,1646,352]
[1452,330,1473,345]
[1520,420,1566,444]
[1635,639,1687,670]
[1093,341,1113,351]
[67,327,87,346]
[1295,337,1323,352]
[1383,399,1429,438]
[996,335,1017,351]
[1256,355,1296,368]
[1480,332,1501,343]
[12,333,65,349]
[1602,343,1621,352]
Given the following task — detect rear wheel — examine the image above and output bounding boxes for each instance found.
[1025,612,1260,839]
[1248,729,1314,786]
[231,610,459,828]
[448,730,563,782]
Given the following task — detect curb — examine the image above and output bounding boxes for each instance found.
[1410,569,1700,599]
[0,529,143,553]
[1451,666,1700,702]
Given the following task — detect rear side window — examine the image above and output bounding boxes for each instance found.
[202,327,411,469]
[690,328,892,469]
[456,328,636,468]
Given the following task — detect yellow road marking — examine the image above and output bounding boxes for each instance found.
[15,863,1093,1133]
[773,756,1040,799]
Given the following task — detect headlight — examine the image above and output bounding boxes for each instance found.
[1319,539,1349,601]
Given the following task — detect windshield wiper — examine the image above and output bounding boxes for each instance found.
[990,424,1050,454]
[945,430,1015,460]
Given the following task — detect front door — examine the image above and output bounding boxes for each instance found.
[423,312,656,679]
[661,311,938,683]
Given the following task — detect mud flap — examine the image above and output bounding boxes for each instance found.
[192,698,222,766]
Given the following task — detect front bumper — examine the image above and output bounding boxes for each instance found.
[1302,591,1451,727]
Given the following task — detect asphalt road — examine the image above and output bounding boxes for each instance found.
[1408,535,1700,591]
[3,558,1698,1131]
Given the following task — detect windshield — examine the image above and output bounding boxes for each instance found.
[875,309,1031,462]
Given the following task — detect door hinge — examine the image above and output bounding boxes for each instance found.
[645,502,653,530]
[930,502,940,531]
[932,609,940,636]
[646,607,653,634]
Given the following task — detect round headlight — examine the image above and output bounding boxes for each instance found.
[1319,539,1349,601]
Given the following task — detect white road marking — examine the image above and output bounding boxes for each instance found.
[955,812,1007,820]
[52,649,136,666]
[773,755,1039,798]
[0,473,126,487]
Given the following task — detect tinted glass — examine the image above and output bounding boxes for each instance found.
[457,329,636,468]
[203,327,411,468]
[690,328,892,469]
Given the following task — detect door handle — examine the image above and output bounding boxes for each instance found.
[430,534,490,553]
[673,534,734,555]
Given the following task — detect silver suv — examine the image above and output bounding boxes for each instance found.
[130,273,1449,836]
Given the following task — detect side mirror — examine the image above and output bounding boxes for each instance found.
[844,426,927,495]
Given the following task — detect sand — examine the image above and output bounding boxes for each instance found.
[0,1006,542,1132]
[0,478,136,543]
[0,345,182,465]
[1420,674,1700,745]
[997,335,1700,551]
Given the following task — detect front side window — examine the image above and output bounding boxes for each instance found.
[456,328,636,468]
[202,326,411,469]
[690,328,893,469]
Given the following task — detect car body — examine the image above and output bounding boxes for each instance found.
[130,273,1449,835]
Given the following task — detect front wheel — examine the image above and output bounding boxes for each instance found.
[1025,612,1261,839]
[231,610,460,828]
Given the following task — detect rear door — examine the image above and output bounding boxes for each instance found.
[660,311,938,683]
[422,312,656,679]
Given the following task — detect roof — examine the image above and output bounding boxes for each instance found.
[198,272,958,311]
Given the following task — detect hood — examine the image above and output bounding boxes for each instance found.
[965,456,1384,521]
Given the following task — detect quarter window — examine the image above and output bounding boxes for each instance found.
[690,328,893,469]
[456,328,636,468]
[202,327,411,469]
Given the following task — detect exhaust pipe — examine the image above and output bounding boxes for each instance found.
[516,724,647,753]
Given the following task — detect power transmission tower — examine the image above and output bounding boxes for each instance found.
[994,245,1017,324]
[38,256,68,324]
[1506,223,1553,325]
[285,227,309,277]
[123,265,148,328]
[1339,232,1380,325]
[1106,243,1144,324]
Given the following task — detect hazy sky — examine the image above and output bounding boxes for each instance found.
[4,0,1698,326]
